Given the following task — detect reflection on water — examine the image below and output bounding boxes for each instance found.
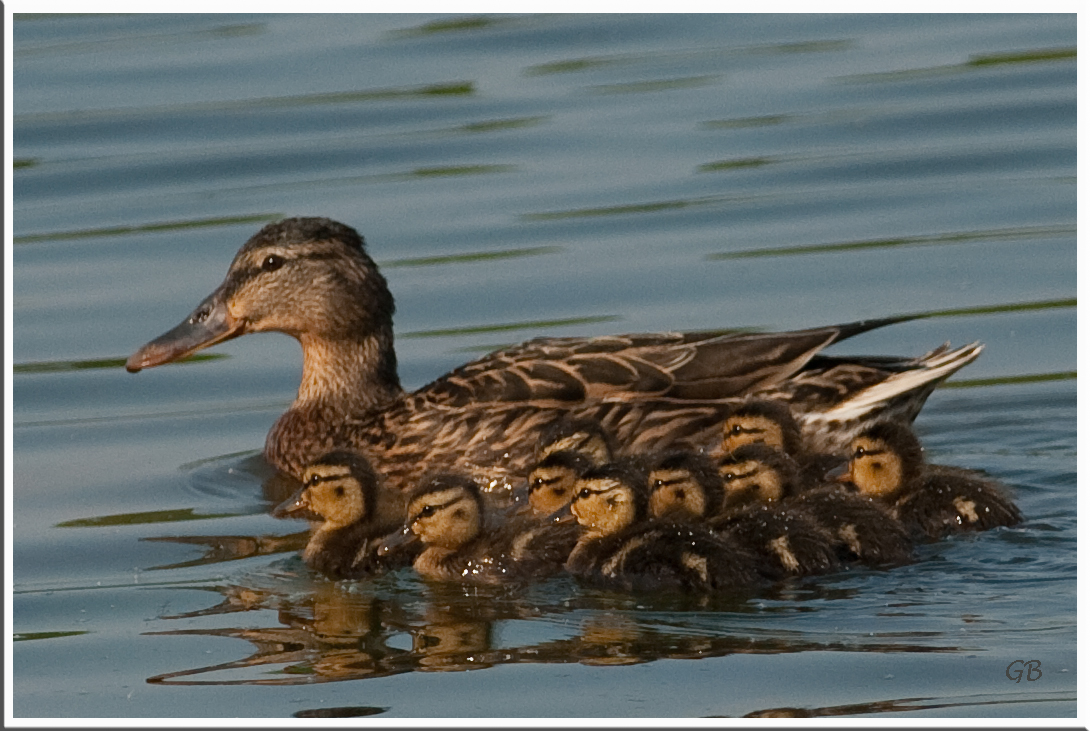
[145,575,962,687]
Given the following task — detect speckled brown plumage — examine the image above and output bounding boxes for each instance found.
[127,217,982,489]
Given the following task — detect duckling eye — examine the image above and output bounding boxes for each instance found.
[307,474,321,487]
[652,479,664,489]
[722,472,736,482]
[261,254,285,272]
[419,505,435,518]
[730,424,743,435]
[577,488,592,500]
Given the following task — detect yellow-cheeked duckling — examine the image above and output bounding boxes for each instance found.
[385,473,577,584]
[526,450,595,517]
[648,448,839,578]
[717,444,915,568]
[272,450,409,579]
[721,399,845,487]
[845,421,1022,540]
[566,462,768,593]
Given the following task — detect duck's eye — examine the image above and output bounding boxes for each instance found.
[531,477,543,489]
[420,505,436,518]
[722,472,736,482]
[652,479,664,489]
[261,254,285,272]
[854,446,865,458]
[730,424,743,435]
[307,474,321,486]
[577,488,591,500]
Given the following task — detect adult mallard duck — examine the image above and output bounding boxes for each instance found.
[127,217,982,488]
[843,421,1022,539]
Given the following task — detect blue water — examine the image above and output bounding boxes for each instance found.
[11,13,1076,718]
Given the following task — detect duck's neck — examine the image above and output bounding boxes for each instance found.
[296,333,404,416]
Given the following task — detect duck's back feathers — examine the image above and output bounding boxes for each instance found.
[895,466,1022,539]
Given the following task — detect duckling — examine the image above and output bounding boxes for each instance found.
[644,447,841,577]
[272,450,408,579]
[716,445,914,568]
[720,399,843,486]
[388,473,576,584]
[127,216,983,485]
[845,421,1022,539]
[525,450,595,517]
[645,451,723,523]
[566,463,767,593]
[536,416,617,466]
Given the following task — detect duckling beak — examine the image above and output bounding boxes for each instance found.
[272,485,319,521]
[826,460,852,483]
[545,504,576,525]
[376,524,421,556]
[126,286,243,372]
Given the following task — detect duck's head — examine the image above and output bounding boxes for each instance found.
[536,416,617,466]
[647,451,723,522]
[404,473,483,550]
[126,218,397,378]
[527,450,593,515]
[717,444,799,509]
[273,450,381,529]
[721,400,802,456]
[570,462,647,537]
[846,421,924,499]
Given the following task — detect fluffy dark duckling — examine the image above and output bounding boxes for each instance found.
[721,399,843,487]
[272,450,409,579]
[566,462,767,593]
[846,421,1022,539]
[716,444,914,568]
[383,473,575,584]
[646,451,724,523]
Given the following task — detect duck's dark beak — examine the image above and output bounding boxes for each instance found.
[546,504,576,525]
[126,285,243,372]
[272,484,319,521]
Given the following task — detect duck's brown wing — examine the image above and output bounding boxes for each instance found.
[416,318,912,407]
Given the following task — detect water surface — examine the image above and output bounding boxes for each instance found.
[11,13,1076,719]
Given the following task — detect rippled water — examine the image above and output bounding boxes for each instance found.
[11,13,1076,719]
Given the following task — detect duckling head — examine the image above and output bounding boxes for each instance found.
[273,450,379,529]
[405,473,483,550]
[527,450,594,516]
[721,400,802,456]
[570,463,647,537]
[717,444,799,509]
[537,416,617,466]
[647,451,723,522]
[126,218,400,394]
[847,421,924,499]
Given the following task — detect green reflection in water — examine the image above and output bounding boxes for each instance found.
[589,75,719,95]
[400,164,515,179]
[14,213,281,244]
[14,158,38,169]
[456,116,548,134]
[14,353,227,375]
[57,508,240,529]
[707,224,1076,260]
[698,157,776,172]
[383,246,561,269]
[840,46,1075,83]
[14,631,91,642]
[703,115,792,129]
[941,371,1075,389]
[527,58,619,76]
[393,15,518,36]
[402,315,622,340]
[524,196,726,221]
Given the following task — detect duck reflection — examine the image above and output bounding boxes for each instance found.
[146,578,962,686]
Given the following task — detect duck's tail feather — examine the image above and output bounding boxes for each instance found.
[801,342,983,426]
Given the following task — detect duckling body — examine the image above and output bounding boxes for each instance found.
[567,463,767,593]
[715,444,913,568]
[847,421,1021,539]
[272,451,409,579]
[128,217,983,486]
[394,473,575,584]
